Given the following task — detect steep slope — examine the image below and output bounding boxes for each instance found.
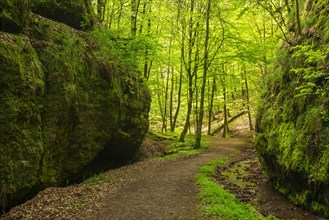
[0,1,150,211]
[256,0,329,217]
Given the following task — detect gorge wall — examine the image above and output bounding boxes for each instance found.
[0,0,150,210]
[256,0,329,217]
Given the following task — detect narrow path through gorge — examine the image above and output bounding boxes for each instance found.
[2,137,323,220]
[98,138,249,220]
[1,137,247,220]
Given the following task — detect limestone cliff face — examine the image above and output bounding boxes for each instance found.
[256,0,329,217]
[0,1,150,210]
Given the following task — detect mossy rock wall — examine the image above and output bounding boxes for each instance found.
[31,0,92,30]
[0,0,92,32]
[0,13,150,211]
[256,0,329,217]
[0,0,29,33]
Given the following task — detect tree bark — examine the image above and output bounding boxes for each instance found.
[222,86,228,138]
[179,0,196,142]
[131,0,141,36]
[244,66,253,131]
[207,75,216,135]
[162,38,172,133]
[169,66,175,132]
[195,0,211,148]
[179,75,193,141]
[295,0,302,35]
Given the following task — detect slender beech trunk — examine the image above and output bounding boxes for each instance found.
[171,31,184,132]
[162,36,173,133]
[107,2,115,29]
[207,75,216,135]
[222,86,228,138]
[194,70,199,134]
[295,0,301,35]
[222,64,229,138]
[143,1,152,79]
[169,66,175,132]
[97,0,103,20]
[244,67,253,131]
[162,72,169,133]
[139,2,147,34]
[156,69,164,131]
[195,0,211,148]
[180,76,193,141]
[179,0,196,142]
[96,0,107,22]
[131,0,141,36]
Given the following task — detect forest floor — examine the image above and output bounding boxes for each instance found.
[1,135,325,220]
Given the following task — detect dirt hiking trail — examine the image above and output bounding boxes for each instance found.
[98,137,249,220]
[2,137,322,220]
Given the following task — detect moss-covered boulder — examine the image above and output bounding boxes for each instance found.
[31,0,93,30]
[0,0,29,33]
[0,12,150,211]
[256,0,329,217]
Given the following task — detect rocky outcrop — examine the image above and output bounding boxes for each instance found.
[0,1,150,211]
[30,0,93,30]
[0,0,29,33]
[256,0,329,217]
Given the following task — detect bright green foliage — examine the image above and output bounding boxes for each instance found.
[256,0,329,217]
[195,155,265,220]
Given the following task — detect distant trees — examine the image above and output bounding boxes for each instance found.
[92,0,286,146]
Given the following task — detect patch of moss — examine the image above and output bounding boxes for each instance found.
[0,11,150,211]
[256,0,329,217]
[30,0,93,30]
[0,0,30,33]
[0,32,44,209]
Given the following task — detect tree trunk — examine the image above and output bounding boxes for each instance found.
[143,1,152,79]
[179,0,196,142]
[97,0,103,19]
[171,3,184,132]
[163,36,173,133]
[222,86,228,138]
[195,0,211,148]
[169,66,175,132]
[244,66,253,131]
[295,0,301,35]
[179,75,193,142]
[211,111,247,135]
[131,0,141,36]
[194,69,198,134]
[156,69,164,132]
[207,75,216,135]
[221,64,229,138]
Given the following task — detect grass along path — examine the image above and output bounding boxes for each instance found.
[195,152,271,219]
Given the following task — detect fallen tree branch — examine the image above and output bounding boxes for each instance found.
[210,111,247,135]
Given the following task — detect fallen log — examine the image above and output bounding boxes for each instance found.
[210,110,247,135]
